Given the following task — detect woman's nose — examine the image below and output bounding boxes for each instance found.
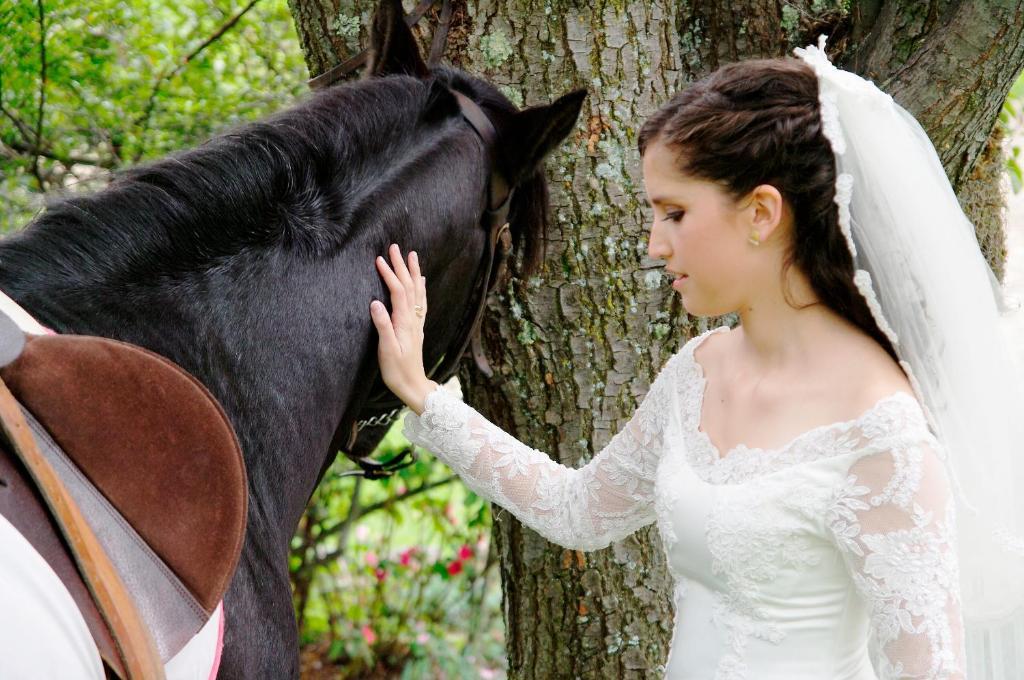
[647,220,671,261]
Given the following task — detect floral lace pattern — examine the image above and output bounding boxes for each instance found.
[403,324,964,678]
[403,351,682,552]
[705,478,819,679]
[824,442,964,679]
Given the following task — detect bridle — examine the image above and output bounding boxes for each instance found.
[341,91,513,471]
[342,96,512,477]
[307,1,516,478]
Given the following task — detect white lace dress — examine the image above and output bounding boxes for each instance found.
[403,324,966,679]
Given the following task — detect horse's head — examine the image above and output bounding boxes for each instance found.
[334,0,586,463]
[359,0,585,277]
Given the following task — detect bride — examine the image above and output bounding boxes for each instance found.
[368,38,1024,679]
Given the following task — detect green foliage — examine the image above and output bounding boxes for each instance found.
[291,412,506,679]
[1000,69,1024,194]
[0,0,308,232]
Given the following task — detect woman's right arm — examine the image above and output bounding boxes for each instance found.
[403,355,679,552]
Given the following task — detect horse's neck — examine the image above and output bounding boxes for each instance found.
[0,244,360,548]
[0,73,488,549]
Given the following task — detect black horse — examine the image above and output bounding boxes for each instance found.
[0,1,584,676]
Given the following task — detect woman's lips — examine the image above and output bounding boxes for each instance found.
[671,274,689,289]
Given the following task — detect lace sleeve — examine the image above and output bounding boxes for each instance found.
[401,357,678,551]
[826,436,966,679]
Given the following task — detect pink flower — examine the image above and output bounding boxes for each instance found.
[395,482,407,495]
[446,560,463,576]
[416,632,429,644]
[365,550,378,567]
[361,624,376,646]
[458,544,474,561]
[480,669,497,679]
[374,567,386,582]
[399,547,415,566]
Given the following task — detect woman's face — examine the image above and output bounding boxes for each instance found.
[641,139,760,317]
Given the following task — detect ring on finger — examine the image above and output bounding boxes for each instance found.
[414,305,424,317]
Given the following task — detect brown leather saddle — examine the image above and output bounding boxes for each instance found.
[0,313,247,678]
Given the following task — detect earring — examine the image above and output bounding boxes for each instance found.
[748,231,761,246]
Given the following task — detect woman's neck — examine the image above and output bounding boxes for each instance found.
[734,269,853,373]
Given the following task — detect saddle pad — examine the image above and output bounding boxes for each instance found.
[0,334,247,661]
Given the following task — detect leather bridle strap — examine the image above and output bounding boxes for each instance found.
[0,375,164,679]
[426,0,454,66]
[450,90,510,211]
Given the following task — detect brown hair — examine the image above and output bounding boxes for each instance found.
[638,57,898,363]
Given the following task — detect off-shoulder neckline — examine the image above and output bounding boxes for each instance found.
[682,324,921,464]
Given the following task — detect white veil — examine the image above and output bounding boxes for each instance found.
[794,36,1024,677]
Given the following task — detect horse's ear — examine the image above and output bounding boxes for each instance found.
[498,89,587,186]
[365,0,429,79]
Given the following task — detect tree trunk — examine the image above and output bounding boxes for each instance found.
[287,1,1024,677]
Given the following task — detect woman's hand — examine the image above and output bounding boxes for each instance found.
[369,243,439,415]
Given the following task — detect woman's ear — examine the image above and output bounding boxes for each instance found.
[365,0,429,79]
[496,89,587,187]
[747,184,786,243]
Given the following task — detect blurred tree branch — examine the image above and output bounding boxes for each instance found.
[30,0,47,190]
[134,0,265,161]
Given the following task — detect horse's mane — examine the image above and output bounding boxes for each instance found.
[1,70,550,290]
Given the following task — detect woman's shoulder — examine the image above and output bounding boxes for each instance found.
[823,332,937,457]
[835,330,918,414]
[679,323,732,364]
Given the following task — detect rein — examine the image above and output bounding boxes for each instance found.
[306,2,515,478]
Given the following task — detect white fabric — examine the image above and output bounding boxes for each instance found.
[792,37,1024,675]
[166,604,223,680]
[404,325,969,679]
[0,512,105,679]
[0,499,223,679]
[0,288,50,335]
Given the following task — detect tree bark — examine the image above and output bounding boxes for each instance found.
[847,0,1024,280]
[287,1,1024,676]
[459,4,695,676]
